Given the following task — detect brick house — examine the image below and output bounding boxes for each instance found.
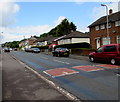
[88,10,120,49]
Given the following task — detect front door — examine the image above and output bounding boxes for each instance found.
[96,39,100,48]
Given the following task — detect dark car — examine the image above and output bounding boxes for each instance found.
[14,48,17,51]
[89,44,120,65]
[4,48,10,52]
[25,48,33,52]
[52,48,70,57]
[31,48,40,53]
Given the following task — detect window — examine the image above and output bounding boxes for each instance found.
[95,26,99,30]
[104,46,116,52]
[97,47,103,53]
[103,37,110,45]
[100,24,105,29]
[106,23,111,28]
[117,35,120,43]
[115,20,120,27]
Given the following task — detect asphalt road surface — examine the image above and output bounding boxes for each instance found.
[4,51,120,101]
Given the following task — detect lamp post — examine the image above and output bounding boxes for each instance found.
[101,4,110,44]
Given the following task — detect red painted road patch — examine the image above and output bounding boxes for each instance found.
[43,68,79,77]
[96,64,120,69]
[72,66,104,72]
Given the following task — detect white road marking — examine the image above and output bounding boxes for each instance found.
[41,57,48,59]
[52,71,79,78]
[116,74,120,76]
[53,59,70,64]
[10,54,81,101]
[87,69,104,72]
[43,71,52,77]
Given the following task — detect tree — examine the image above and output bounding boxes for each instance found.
[39,18,77,37]
[40,33,48,38]
[48,27,57,37]
[56,18,70,36]
[4,41,20,48]
[70,22,77,31]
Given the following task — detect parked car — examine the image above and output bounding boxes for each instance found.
[89,44,120,65]
[31,48,40,53]
[52,48,70,57]
[4,48,10,52]
[14,48,17,51]
[25,48,33,52]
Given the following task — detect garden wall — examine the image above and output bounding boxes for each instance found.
[71,49,96,56]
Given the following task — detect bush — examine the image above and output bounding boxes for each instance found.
[32,45,49,49]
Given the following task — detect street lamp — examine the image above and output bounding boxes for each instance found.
[101,4,110,44]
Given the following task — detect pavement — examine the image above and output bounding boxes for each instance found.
[2,52,75,102]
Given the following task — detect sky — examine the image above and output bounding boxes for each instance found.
[0,0,119,43]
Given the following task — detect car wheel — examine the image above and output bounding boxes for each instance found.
[110,58,116,65]
[55,54,58,57]
[58,53,60,57]
[66,54,69,57]
[89,56,95,62]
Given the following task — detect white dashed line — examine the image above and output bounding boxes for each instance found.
[41,57,48,59]
[53,60,70,64]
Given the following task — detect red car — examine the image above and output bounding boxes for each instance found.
[89,44,120,65]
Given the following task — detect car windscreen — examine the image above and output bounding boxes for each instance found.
[61,48,68,51]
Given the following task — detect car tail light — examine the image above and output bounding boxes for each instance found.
[59,51,65,52]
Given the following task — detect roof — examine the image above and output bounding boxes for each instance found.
[54,35,67,41]
[37,35,57,42]
[59,31,89,39]
[89,11,120,27]
[28,36,37,40]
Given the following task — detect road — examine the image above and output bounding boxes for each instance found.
[7,51,120,100]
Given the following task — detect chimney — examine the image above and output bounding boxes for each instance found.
[109,9,113,15]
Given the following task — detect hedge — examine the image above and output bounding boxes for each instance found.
[31,45,49,49]
[54,42,91,49]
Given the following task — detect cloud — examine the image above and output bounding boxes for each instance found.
[0,0,20,27]
[0,16,68,43]
[91,2,119,21]
[1,1,119,44]
[54,16,66,26]
[1,32,23,43]
[77,26,89,33]
[1,15,67,43]
[0,25,52,43]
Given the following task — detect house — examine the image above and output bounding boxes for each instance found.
[25,36,37,48]
[19,40,26,49]
[88,10,120,49]
[36,37,48,46]
[56,31,90,45]
[36,35,57,46]
[53,35,67,45]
